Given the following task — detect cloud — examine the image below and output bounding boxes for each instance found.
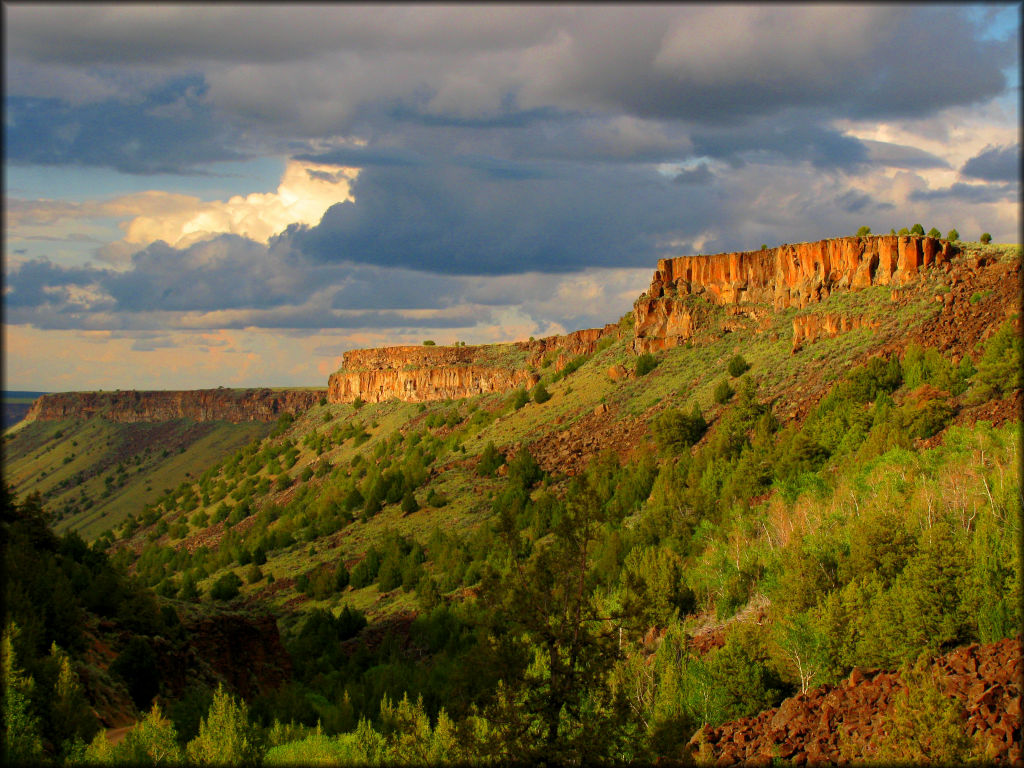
[5,160,356,265]
[5,76,248,174]
[961,145,1021,182]
[909,182,1017,204]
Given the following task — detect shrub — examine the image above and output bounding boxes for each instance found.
[245,565,263,585]
[532,382,551,404]
[727,354,750,377]
[401,490,419,515]
[897,227,910,236]
[910,223,925,235]
[352,396,365,409]
[926,227,941,239]
[185,684,262,765]
[635,352,659,377]
[855,225,871,236]
[423,340,436,346]
[946,229,959,242]
[209,572,242,602]
[969,321,1022,401]
[713,379,735,404]
[651,405,707,453]
[509,388,529,410]
[980,232,992,244]
[477,442,504,477]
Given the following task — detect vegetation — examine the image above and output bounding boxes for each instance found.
[635,352,659,376]
[980,232,992,244]
[2,246,1021,764]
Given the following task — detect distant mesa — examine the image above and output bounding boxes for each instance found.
[23,388,326,424]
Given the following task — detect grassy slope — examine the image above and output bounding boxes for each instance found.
[3,418,271,539]
[106,242,1019,625]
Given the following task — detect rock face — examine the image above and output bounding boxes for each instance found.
[687,635,1022,765]
[791,313,879,352]
[24,388,325,424]
[328,324,619,404]
[328,346,539,404]
[634,235,955,353]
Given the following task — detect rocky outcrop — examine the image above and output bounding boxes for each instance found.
[523,323,621,370]
[24,388,325,424]
[634,235,956,353]
[329,324,620,404]
[329,345,538,403]
[791,313,879,352]
[687,636,1021,765]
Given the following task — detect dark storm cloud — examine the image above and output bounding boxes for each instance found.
[287,160,716,275]
[860,140,951,170]
[961,145,1021,182]
[909,183,1017,204]
[4,76,246,174]
[5,7,1014,162]
[690,119,870,170]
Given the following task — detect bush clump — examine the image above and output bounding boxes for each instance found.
[727,355,750,378]
[714,379,735,404]
[635,353,659,377]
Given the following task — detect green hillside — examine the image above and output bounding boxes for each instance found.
[3,240,1020,765]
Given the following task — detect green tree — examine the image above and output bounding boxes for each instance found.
[898,227,910,236]
[855,225,871,236]
[926,227,941,238]
[2,624,44,764]
[910,223,925,235]
[186,684,262,765]
[980,232,992,244]
[401,489,419,515]
[477,441,505,477]
[713,379,734,404]
[651,405,707,453]
[49,643,99,751]
[946,228,959,242]
[635,352,659,377]
[479,477,631,762]
[209,572,242,601]
[532,382,552,404]
[727,355,750,377]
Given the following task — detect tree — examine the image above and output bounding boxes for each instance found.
[980,232,992,244]
[897,227,910,236]
[209,572,242,601]
[727,354,750,377]
[651,405,707,453]
[401,489,419,515]
[479,477,631,761]
[910,223,925,235]
[926,227,941,238]
[477,441,505,477]
[532,382,551,404]
[855,225,871,236]
[2,624,44,764]
[635,353,659,377]
[713,379,734,404]
[946,228,959,242]
[186,684,262,765]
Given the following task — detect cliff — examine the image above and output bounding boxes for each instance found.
[634,235,956,353]
[24,388,325,424]
[328,345,539,404]
[328,324,620,404]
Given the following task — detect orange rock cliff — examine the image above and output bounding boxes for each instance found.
[24,388,325,424]
[327,324,620,404]
[633,234,956,353]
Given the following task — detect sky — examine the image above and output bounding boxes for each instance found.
[4,4,1020,392]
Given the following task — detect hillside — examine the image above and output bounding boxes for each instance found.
[3,235,1020,765]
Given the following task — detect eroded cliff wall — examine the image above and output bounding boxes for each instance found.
[24,388,325,424]
[634,235,956,353]
[328,323,621,404]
